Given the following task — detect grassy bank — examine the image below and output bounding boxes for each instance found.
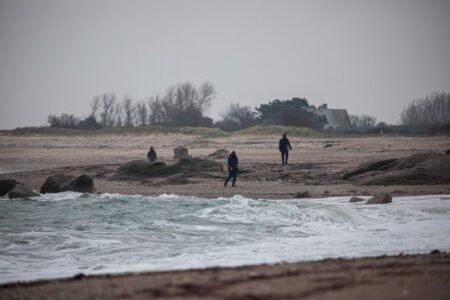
[3,126,228,137]
[3,125,441,138]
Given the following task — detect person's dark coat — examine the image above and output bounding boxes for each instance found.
[228,152,238,172]
[279,136,292,153]
[224,151,238,187]
[147,147,157,162]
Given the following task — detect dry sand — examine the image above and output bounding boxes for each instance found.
[0,133,449,299]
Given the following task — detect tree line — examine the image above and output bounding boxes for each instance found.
[47,83,449,132]
[401,92,450,127]
[48,81,216,130]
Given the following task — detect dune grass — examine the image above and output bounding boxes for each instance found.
[6,126,228,137]
[235,125,322,137]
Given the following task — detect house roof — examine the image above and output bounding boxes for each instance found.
[318,109,351,129]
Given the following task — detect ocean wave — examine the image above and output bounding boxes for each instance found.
[0,193,449,284]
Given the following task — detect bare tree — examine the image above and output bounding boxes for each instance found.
[221,103,257,129]
[349,114,377,129]
[147,95,164,124]
[135,101,148,126]
[90,96,101,120]
[122,96,134,127]
[99,93,116,128]
[197,81,216,111]
[114,102,123,128]
[169,81,216,126]
[48,113,80,128]
[401,92,450,127]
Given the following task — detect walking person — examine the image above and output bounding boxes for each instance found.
[279,134,292,165]
[224,151,238,187]
[147,146,157,162]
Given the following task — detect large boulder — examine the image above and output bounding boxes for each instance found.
[40,174,95,193]
[293,191,310,198]
[0,179,17,196]
[207,149,230,159]
[343,152,450,185]
[40,174,75,193]
[366,194,392,204]
[173,146,191,159]
[349,196,365,203]
[62,174,96,193]
[343,159,398,180]
[7,184,40,199]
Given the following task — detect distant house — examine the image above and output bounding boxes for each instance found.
[315,108,352,130]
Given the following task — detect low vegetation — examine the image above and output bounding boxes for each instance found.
[6,126,227,137]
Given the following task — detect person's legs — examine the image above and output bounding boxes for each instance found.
[225,170,236,187]
[281,152,285,165]
[285,151,289,165]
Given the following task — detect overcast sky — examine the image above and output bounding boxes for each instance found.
[1,0,449,129]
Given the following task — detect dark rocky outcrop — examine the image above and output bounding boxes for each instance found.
[366,194,392,204]
[40,174,95,194]
[40,174,75,193]
[207,149,230,159]
[349,196,365,203]
[7,184,40,199]
[118,161,168,177]
[343,159,398,180]
[62,174,96,193]
[173,147,191,159]
[446,149,450,155]
[117,158,223,178]
[0,179,17,196]
[343,152,450,185]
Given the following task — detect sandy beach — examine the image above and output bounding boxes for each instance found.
[1,134,449,198]
[1,132,449,299]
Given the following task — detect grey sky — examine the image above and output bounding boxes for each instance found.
[1,0,449,129]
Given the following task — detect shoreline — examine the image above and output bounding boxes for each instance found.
[1,252,449,299]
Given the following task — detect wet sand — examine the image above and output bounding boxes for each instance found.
[0,133,449,299]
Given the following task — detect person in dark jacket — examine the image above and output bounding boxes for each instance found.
[279,134,292,165]
[224,151,238,187]
[147,146,157,162]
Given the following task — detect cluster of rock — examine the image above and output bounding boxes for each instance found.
[117,157,223,178]
[343,151,450,185]
[349,194,392,204]
[207,149,230,159]
[0,180,40,199]
[0,174,95,200]
[117,146,227,181]
[173,146,191,159]
[40,174,95,194]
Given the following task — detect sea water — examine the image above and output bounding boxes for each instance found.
[0,193,449,284]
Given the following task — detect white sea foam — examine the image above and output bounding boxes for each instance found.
[0,193,449,284]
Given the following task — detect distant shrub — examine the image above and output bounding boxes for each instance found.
[235,125,320,136]
[8,126,227,137]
